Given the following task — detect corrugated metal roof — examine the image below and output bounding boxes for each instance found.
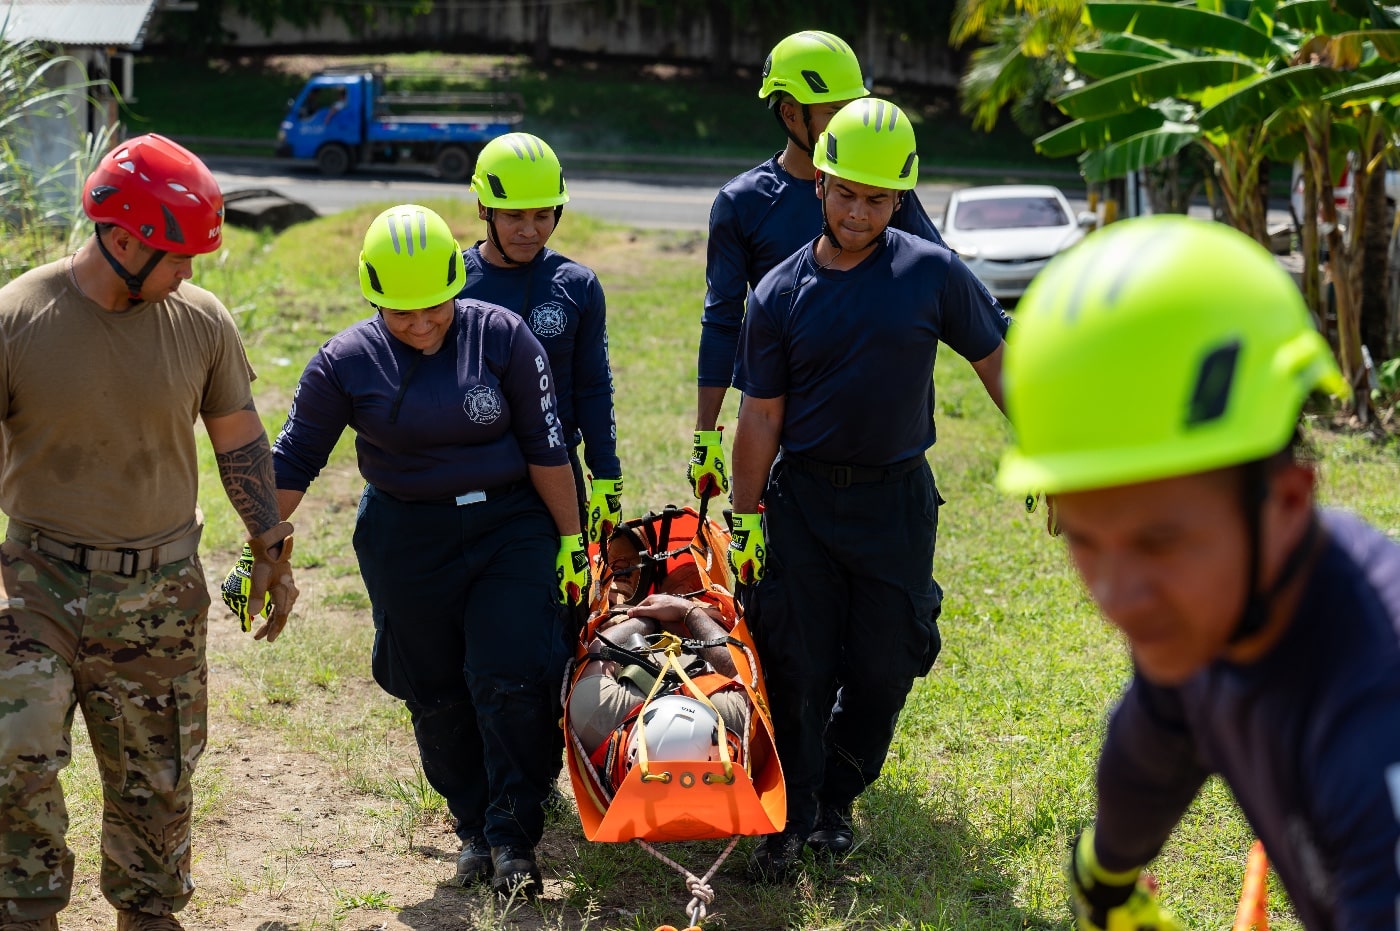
[2,0,158,47]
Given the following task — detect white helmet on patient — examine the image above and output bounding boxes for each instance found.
[626,694,721,767]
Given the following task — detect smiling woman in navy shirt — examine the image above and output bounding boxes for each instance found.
[270,205,587,901]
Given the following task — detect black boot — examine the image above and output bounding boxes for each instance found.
[746,830,806,882]
[807,803,854,857]
[455,835,493,886]
[491,846,543,899]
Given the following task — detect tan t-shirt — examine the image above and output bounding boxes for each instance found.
[0,259,256,547]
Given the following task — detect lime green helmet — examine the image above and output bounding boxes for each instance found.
[812,98,918,190]
[997,215,1348,496]
[759,30,869,105]
[471,132,569,209]
[358,204,466,310]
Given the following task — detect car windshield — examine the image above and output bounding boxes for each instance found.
[954,196,1068,231]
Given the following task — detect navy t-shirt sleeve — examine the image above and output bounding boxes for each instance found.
[573,272,621,479]
[733,279,788,400]
[938,256,1011,364]
[894,189,948,248]
[1307,692,1400,928]
[1094,676,1212,872]
[272,347,354,493]
[499,323,570,467]
[699,190,749,388]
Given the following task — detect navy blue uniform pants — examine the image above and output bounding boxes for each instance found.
[353,483,569,850]
[752,457,943,836]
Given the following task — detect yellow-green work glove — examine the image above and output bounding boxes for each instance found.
[587,476,624,544]
[1068,828,1182,931]
[556,533,590,607]
[727,512,766,584]
[221,544,270,632]
[688,429,729,500]
[1026,492,1061,537]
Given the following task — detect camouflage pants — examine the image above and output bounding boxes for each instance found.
[0,539,209,922]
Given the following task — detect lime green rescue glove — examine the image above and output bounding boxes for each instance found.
[1068,828,1182,931]
[689,429,729,500]
[587,476,624,545]
[1026,492,1061,537]
[727,512,766,584]
[556,532,590,607]
[221,544,270,632]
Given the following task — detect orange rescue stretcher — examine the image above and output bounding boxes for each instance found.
[562,504,785,928]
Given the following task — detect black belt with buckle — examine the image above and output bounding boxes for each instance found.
[780,451,926,488]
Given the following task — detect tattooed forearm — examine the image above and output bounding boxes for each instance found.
[216,435,281,537]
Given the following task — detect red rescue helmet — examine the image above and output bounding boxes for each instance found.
[83,134,224,254]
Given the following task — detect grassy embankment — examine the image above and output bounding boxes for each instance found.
[43,202,1400,930]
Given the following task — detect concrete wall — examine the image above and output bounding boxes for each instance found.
[207,1,961,88]
[11,51,119,214]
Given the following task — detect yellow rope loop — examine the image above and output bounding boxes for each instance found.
[654,629,684,657]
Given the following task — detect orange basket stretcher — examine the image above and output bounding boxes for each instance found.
[562,504,785,927]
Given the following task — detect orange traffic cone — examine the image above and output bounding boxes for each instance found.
[1232,840,1269,931]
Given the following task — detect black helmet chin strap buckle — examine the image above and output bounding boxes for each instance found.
[93,223,164,303]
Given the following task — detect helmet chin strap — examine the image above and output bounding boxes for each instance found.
[1230,460,1319,644]
[773,99,815,159]
[485,206,564,267]
[485,209,525,267]
[93,224,164,303]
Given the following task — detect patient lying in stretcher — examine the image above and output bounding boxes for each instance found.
[568,535,752,787]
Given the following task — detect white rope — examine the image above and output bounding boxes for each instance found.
[634,835,741,927]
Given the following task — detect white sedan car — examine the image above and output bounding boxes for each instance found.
[941,184,1096,302]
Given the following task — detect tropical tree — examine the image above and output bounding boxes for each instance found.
[1027,0,1400,416]
[950,0,1088,135]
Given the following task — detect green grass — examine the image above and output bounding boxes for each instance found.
[40,201,1400,929]
[125,51,1058,173]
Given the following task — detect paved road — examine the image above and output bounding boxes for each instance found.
[205,154,990,231]
[206,154,1293,234]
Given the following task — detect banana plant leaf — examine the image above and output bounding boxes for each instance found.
[1196,64,1353,132]
[1072,48,1175,77]
[1322,70,1400,105]
[1034,107,1172,156]
[1085,1,1292,59]
[1078,122,1200,182]
[1055,56,1260,120]
[1276,0,1364,34]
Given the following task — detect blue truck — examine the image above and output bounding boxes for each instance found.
[275,67,525,181]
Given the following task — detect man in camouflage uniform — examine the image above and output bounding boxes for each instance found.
[0,135,298,931]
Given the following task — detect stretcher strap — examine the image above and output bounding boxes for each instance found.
[635,635,735,785]
[637,834,740,928]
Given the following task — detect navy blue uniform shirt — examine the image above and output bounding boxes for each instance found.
[734,229,1008,466]
[1096,511,1400,931]
[273,299,569,500]
[460,244,620,479]
[699,153,947,388]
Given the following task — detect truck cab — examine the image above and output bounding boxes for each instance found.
[275,67,524,181]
